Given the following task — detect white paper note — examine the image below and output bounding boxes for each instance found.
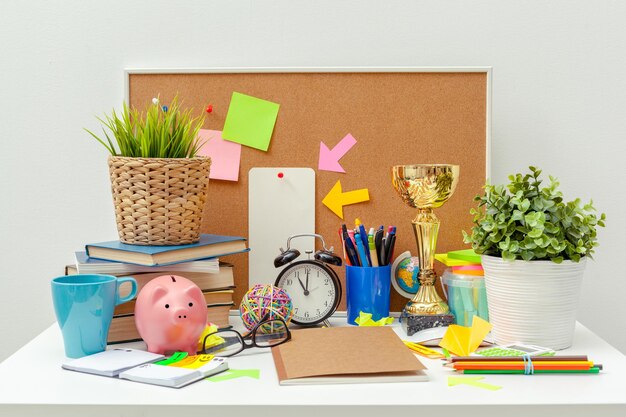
[248,168,315,286]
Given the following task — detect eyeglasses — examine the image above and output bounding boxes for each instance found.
[201,315,291,357]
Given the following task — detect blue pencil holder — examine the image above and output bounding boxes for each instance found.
[345,264,391,325]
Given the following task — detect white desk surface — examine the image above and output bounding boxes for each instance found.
[0,318,625,417]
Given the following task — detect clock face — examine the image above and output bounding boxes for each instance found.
[275,261,340,325]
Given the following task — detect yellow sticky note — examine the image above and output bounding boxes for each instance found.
[355,311,394,326]
[169,354,214,369]
[439,316,492,356]
[435,254,479,267]
[197,324,223,352]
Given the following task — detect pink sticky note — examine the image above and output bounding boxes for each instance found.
[197,129,242,181]
[318,133,357,173]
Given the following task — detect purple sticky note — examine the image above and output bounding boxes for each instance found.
[197,129,242,182]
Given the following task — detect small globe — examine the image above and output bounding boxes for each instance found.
[393,255,420,297]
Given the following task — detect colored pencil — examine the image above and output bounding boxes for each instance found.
[453,362,595,371]
[461,367,601,375]
[447,355,588,363]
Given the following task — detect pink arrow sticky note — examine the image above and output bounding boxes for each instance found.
[318,133,357,173]
[197,129,242,181]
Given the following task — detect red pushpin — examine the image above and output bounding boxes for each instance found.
[205,104,213,114]
[277,172,284,179]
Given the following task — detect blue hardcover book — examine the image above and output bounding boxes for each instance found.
[74,252,220,274]
[85,234,249,266]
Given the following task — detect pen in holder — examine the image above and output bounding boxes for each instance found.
[345,264,391,325]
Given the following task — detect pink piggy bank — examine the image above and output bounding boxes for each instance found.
[134,275,208,355]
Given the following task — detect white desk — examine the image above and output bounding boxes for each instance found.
[0,319,625,417]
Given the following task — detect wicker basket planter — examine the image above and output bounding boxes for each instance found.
[108,156,211,245]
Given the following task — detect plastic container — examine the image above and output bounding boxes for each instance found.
[441,269,489,326]
[345,264,391,325]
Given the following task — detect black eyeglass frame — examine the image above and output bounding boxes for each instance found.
[201,314,292,357]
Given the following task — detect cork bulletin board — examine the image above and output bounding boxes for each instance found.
[126,67,491,313]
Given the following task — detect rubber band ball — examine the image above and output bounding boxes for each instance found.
[239,284,294,331]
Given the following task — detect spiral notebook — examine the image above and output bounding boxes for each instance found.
[62,349,164,377]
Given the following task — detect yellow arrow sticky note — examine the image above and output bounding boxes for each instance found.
[448,376,502,391]
[322,180,370,219]
[439,316,492,357]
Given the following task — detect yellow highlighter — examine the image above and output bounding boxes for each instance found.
[368,228,379,266]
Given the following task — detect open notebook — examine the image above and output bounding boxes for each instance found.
[272,326,428,385]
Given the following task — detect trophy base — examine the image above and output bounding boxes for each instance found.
[401,312,455,336]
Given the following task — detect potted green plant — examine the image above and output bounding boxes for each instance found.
[463,166,605,349]
[86,97,210,245]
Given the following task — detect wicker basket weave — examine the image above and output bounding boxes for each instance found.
[108,156,211,245]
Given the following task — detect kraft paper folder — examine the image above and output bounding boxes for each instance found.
[271,327,428,385]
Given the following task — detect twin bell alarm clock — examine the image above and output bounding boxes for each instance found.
[274,233,342,326]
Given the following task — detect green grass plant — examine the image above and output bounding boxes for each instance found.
[86,97,205,158]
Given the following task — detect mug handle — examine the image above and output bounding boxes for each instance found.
[115,277,138,306]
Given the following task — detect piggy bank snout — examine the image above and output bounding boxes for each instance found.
[173,307,190,320]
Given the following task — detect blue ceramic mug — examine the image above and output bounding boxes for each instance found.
[51,274,137,358]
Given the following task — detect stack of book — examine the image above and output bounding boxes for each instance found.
[65,234,249,344]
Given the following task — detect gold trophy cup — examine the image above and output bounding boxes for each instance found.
[392,164,460,334]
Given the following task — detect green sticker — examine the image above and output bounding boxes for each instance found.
[155,351,188,365]
[222,92,280,151]
[206,368,260,382]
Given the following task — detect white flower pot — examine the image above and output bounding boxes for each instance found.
[481,254,586,350]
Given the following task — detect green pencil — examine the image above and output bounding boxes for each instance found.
[462,367,601,375]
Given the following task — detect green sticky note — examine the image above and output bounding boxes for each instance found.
[206,368,260,382]
[222,92,280,151]
[448,376,502,391]
[154,351,188,366]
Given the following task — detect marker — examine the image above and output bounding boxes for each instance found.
[342,224,360,266]
[374,228,384,265]
[385,227,397,264]
[368,228,378,267]
[380,236,387,266]
[347,228,357,248]
[354,232,370,267]
[356,221,371,266]
[344,236,360,266]
[339,227,349,266]
[386,234,397,265]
